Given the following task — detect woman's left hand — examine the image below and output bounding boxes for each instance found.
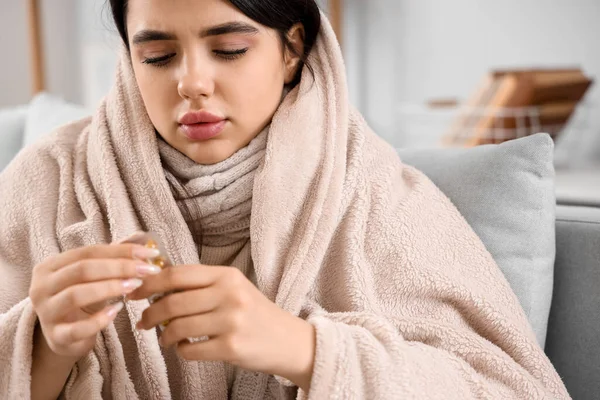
[126,265,315,391]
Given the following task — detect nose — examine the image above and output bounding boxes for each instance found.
[177,54,215,101]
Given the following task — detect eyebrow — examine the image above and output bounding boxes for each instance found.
[131,22,259,45]
[203,21,259,37]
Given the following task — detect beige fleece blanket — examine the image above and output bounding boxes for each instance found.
[0,15,569,399]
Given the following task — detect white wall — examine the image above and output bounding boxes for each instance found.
[42,0,82,104]
[396,0,600,105]
[343,0,402,144]
[77,0,120,108]
[0,1,31,107]
[344,0,600,161]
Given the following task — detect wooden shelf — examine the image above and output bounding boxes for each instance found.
[330,0,343,47]
[27,0,45,95]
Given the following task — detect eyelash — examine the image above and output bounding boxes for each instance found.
[215,48,249,60]
[142,48,249,67]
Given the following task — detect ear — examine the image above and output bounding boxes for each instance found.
[283,23,306,84]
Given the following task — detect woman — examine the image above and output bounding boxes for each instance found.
[0,0,569,399]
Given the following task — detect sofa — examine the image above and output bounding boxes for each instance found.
[1,94,599,399]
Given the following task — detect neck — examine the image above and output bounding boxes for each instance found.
[158,128,269,246]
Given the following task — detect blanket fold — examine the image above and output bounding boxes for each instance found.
[0,12,569,400]
[1,298,37,398]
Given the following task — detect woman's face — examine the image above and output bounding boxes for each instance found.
[127,0,303,165]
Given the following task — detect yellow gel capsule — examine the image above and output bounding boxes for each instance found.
[152,257,166,269]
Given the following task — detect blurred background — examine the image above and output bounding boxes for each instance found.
[2,3,598,397]
[1,0,599,170]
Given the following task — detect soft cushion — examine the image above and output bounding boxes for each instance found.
[0,106,28,172]
[398,133,555,347]
[546,205,600,399]
[24,93,89,147]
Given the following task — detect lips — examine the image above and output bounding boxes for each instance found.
[179,110,225,125]
[178,111,227,141]
[179,120,226,141]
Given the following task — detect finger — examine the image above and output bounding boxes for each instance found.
[126,265,223,300]
[52,302,124,345]
[137,288,222,330]
[43,244,161,273]
[49,258,161,296]
[46,278,142,321]
[159,313,224,348]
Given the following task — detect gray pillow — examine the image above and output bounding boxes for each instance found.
[24,93,89,147]
[398,133,555,348]
[0,106,28,172]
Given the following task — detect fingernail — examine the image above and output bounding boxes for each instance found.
[122,278,144,293]
[132,246,161,260]
[136,263,162,276]
[107,302,124,318]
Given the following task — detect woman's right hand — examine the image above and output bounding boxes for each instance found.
[29,243,162,360]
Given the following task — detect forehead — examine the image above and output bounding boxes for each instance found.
[126,0,254,32]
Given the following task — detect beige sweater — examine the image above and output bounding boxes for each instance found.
[0,13,569,400]
[159,127,267,394]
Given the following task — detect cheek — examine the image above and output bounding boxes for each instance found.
[133,65,179,130]
[226,53,285,121]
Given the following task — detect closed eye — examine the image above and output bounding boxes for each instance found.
[142,53,175,67]
[142,47,249,68]
[214,48,248,61]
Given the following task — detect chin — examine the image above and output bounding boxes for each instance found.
[184,140,238,165]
